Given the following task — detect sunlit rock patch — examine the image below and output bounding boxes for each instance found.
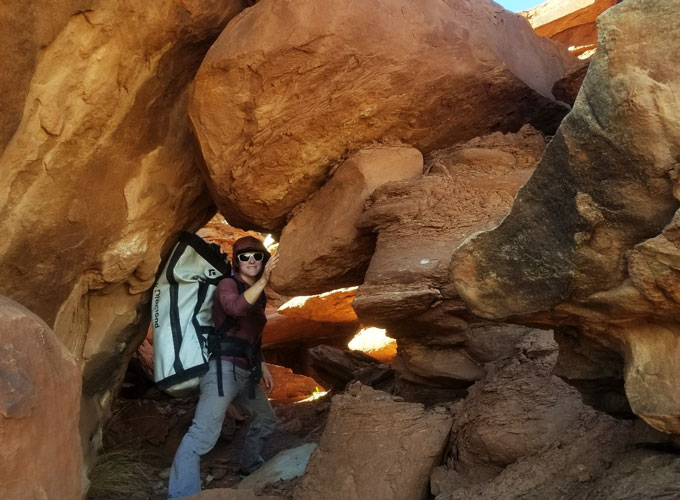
[347,327,397,364]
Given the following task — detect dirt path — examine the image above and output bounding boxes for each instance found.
[94,393,331,500]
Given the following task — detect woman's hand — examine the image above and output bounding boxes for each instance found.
[261,362,275,394]
[262,252,279,283]
[243,252,279,305]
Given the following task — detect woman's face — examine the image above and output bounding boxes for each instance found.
[237,252,264,279]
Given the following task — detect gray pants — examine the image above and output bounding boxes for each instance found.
[168,359,276,498]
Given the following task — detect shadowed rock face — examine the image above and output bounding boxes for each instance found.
[354,126,547,326]
[446,332,584,478]
[189,0,573,231]
[0,0,247,471]
[452,0,680,434]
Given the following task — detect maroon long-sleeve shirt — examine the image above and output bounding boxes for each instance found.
[213,275,266,369]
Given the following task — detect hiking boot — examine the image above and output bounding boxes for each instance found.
[238,456,264,479]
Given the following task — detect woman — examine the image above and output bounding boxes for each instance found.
[168,235,279,499]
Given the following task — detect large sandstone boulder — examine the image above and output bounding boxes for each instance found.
[522,0,617,57]
[0,0,247,471]
[0,296,82,500]
[294,384,452,500]
[452,0,680,434]
[189,0,573,231]
[271,145,423,295]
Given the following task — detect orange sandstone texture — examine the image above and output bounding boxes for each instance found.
[278,288,359,324]
[354,126,547,325]
[0,0,97,152]
[189,0,574,231]
[0,296,82,500]
[347,327,397,364]
[522,0,617,56]
[197,214,264,260]
[267,363,325,404]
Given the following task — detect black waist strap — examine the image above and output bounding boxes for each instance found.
[209,336,262,398]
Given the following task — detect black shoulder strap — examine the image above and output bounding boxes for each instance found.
[234,277,245,295]
[216,276,242,337]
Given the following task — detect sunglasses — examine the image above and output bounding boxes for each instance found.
[237,252,264,262]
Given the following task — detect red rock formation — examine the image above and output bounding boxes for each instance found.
[522,0,617,57]
[262,313,357,348]
[267,363,325,404]
[197,214,265,259]
[552,60,590,106]
[278,287,358,323]
[271,146,423,295]
[294,383,451,500]
[355,126,547,320]
[0,296,81,500]
[190,0,573,231]
[307,344,391,390]
[347,327,397,364]
[447,332,583,474]
[430,330,679,500]
[452,0,680,435]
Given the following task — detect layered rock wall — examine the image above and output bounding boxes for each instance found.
[353,127,548,388]
[452,0,680,434]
